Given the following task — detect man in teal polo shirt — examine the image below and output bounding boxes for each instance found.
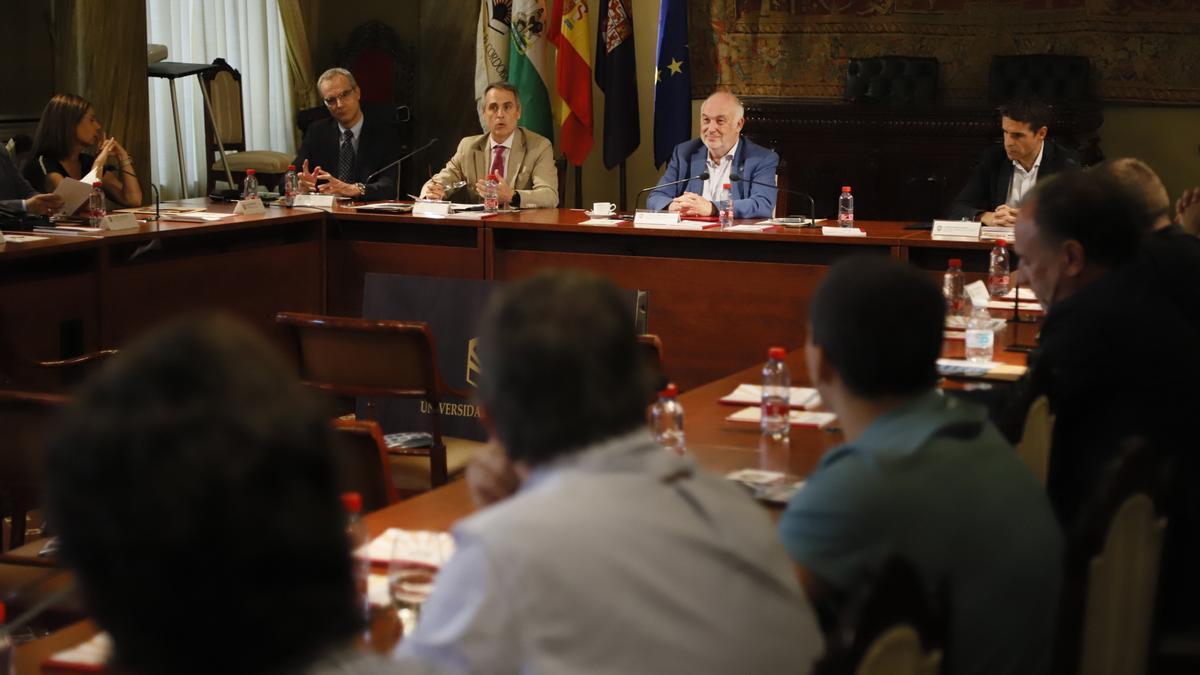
[779,256,1062,675]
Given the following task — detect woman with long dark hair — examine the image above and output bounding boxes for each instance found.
[22,94,142,207]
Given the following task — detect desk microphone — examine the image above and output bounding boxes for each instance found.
[634,171,710,210]
[729,174,817,227]
[113,167,161,221]
[366,137,439,200]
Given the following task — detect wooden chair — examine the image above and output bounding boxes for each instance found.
[200,58,293,195]
[1056,437,1169,675]
[816,556,946,675]
[0,314,117,393]
[0,390,67,551]
[1015,395,1054,487]
[275,312,484,491]
[331,419,400,513]
[637,333,666,394]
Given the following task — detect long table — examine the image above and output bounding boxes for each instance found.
[4,202,1003,391]
[12,315,1032,672]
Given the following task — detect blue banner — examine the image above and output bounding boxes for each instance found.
[653,0,691,168]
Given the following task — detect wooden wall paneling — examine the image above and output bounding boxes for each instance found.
[416,0,483,198]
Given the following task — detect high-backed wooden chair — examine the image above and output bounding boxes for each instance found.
[1016,395,1055,487]
[331,419,400,512]
[275,312,484,491]
[0,390,67,551]
[200,58,293,195]
[637,333,666,395]
[816,556,946,675]
[1056,437,1169,675]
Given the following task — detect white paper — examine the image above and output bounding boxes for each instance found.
[725,406,837,429]
[764,217,817,227]
[579,218,623,226]
[53,177,93,216]
[358,528,455,567]
[723,223,774,232]
[720,383,820,409]
[986,300,1042,312]
[46,632,112,667]
[821,226,866,237]
[162,211,237,222]
[0,234,48,243]
[293,194,335,210]
[353,202,413,212]
[965,280,990,307]
[1001,287,1037,301]
[634,220,706,231]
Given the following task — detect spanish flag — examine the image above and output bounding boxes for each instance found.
[549,0,593,167]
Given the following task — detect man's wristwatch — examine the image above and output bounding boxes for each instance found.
[353,183,366,197]
[510,191,521,208]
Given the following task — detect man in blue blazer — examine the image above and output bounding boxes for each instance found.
[647,91,778,219]
[1,146,61,215]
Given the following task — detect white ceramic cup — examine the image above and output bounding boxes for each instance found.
[592,202,616,215]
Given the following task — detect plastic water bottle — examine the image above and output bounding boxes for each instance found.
[242,168,259,201]
[838,186,854,227]
[965,302,995,362]
[341,492,371,621]
[0,600,13,675]
[87,181,105,227]
[283,164,299,206]
[719,182,734,228]
[650,383,686,455]
[483,173,500,213]
[987,239,1011,297]
[761,347,791,439]
[943,258,966,317]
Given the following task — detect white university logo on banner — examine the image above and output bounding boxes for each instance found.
[475,0,513,128]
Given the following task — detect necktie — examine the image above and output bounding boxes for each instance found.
[338,129,355,182]
[489,145,506,179]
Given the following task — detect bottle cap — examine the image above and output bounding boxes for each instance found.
[246,169,256,175]
[723,183,731,189]
[659,383,678,398]
[0,599,6,624]
[768,346,787,360]
[340,491,363,514]
[841,186,851,192]
[995,239,1007,247]
[949,258,962,267]
[287,164,296,171]
[92,181,102,187]
[488,172,498,180]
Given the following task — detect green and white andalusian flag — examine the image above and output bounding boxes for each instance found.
[507,0,554,140]
[475,0,510,131]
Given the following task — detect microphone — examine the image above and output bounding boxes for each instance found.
[366,137,439,200]
[729,174,816,227]
[635,171,710,210]
[112,167,161,221]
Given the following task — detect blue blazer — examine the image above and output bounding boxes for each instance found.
[646,137,779,218]
[0,148,37,213]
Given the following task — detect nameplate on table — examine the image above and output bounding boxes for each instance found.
[633,210,681,226]
[821,226,866,237]
[292,194,335,210]
[412,200,452,217]
[233,198,266,216]
[931,220,981,240]
[97,212,138,231]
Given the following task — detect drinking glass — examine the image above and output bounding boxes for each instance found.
[387,533,446,637]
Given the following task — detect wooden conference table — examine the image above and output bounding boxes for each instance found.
[14,319,1032,672]
[1,201,1000,391]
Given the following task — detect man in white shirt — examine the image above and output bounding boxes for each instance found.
[947,100,1079,225]
[393,270,822,675]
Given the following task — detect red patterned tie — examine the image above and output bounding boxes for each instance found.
[489,145,506,179]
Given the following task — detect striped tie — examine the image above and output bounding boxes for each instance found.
[337,129,355,182]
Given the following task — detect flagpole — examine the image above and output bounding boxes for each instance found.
[619,161,628,212]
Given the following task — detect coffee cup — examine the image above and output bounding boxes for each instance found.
[592,202,616,216]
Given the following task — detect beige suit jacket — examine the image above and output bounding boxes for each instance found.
[425,127,559,208]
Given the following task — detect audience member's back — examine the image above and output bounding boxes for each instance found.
[778,256,1062,675]
[395,270,822,674]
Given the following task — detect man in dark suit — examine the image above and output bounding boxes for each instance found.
[646,91,778,219]
[947,101,1079,225]
[293,68,402,201]
[1,145,61,215]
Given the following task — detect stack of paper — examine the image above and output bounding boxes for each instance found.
[44,632,111,671]
[726,468,806,504]
[358,528,455,567]
[937,358,1028,382]
[725,406,837,429]
[719,384,820,409]
[821,226,866,237]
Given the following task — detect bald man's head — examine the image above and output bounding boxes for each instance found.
[700,91,745,160]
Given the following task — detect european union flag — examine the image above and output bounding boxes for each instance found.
[653,0,691,169]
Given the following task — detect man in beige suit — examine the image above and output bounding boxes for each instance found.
[420,82,558,208]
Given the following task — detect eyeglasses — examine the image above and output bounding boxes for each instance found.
[323,88,357,107]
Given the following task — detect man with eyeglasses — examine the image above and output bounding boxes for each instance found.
[419,82,558,208]
[293,67,401,200]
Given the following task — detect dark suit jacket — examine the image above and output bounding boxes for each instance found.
[293,106,402,201]
[947,141,1080,220]
[646,137,779,218]
[0,147,37,213]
